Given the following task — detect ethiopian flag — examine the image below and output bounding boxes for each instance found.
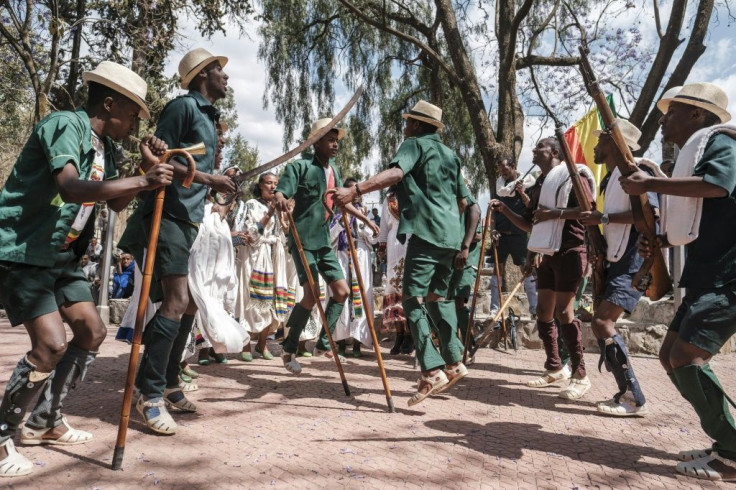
[563,95,617,210]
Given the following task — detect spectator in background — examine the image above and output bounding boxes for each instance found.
[371,208,381,227]
[80,254,98,284]
[86,237,102,263]
[111,253,135,299]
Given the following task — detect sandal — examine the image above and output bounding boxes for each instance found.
[255,345,274,361]
[526,364,571,387]
[676,453,736,481]
[21,417,92,446]
[434,362,468,394]
[408,370,449,407]
[181,365,199,379]
[179,370,192,384]
[313,347,347,363]
[164,388,198,412]
[596,399,648,417]
[0,439,33,477]
[212,350,228,364]
[240,351,253,362]
[558,376,592,400]
[282,353,302,375]
[678,448,713,461]
[178,381,199,392]
[197,348,212,366]
[296,350,312,358]
[136,397,177,435]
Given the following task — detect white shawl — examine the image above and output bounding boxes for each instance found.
[496,172,536,198]
[663,123,736,246]
[188,204,249,353]
[528,163,596,255]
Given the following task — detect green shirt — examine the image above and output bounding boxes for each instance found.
[276,154,342,251]
[680,133,736,289]
[0,108,118,266]
[141,90,219,224]
[390,133,470,250]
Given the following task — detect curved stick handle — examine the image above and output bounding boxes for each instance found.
[163,147,200,189]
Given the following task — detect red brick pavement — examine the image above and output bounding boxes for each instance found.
[0,318,730,489]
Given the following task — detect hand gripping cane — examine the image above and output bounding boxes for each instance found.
[462,203,493,364]
[112,143,203,470]
[325,190,395,413]
[286,210,351,396]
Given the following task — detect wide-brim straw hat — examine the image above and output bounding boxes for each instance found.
[593,118,641,151]
[179,48,228,90]
[308,118,346,141]
[657,82,731,123]
[82,61,150,120]
[655,86,683,113]
[402,100,444,130]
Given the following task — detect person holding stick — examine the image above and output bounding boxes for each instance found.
[274,119,377,374]
[121,48,236,435]
[332,100,473,406]
[572,119,658,417]
[491,137,594,400]
[0,61,173,477]
[620,83,736,481]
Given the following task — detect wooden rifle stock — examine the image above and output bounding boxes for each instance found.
[578,46,671,300]
[554,125,607,301]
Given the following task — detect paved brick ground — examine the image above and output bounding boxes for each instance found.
[0,318,731,489]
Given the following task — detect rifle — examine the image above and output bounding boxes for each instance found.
[554,125,607,301]
[578,47,671,300]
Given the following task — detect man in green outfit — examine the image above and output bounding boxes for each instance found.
[0,61,173,477]
[333,100,473,407]
[620,82,736,482]
[123,48,236,435]
[274,118,378,375]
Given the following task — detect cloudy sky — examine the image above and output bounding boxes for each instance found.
[161,2,736,210]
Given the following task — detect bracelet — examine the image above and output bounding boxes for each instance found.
[355,183,363,197]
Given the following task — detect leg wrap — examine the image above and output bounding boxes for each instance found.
[137,314,180,399]
[316,299,344,351]
[165,314,195,389]
[402,297,445,372]
[426,301,463,366]
[672,363,736,461]
[26,345,97,429]
[536,320,562,371]
[281,304,312,354]
[559,319,586,377]
[600,335,645,406]
[0,356,51,443]
[556,320,571,366]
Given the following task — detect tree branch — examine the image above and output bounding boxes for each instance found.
[516,54,580,69]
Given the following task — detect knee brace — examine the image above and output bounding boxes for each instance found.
[0,356,52,440]
[599,335,645,406]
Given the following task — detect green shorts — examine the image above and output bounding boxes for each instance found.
[290,246,344,286]
[143,213,199,279]
[668,285,736,355]
[403,236,457,299]
[448,265,476,300]
[0,249,93,327]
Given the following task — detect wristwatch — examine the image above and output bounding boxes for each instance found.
[600,213,610,225]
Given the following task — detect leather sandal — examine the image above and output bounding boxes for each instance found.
[0,439,33,477]
[408,370,449,407]
[21,417,92,446]
[434,362,468,394]
[164,388,198,412]
[136,397,177,435]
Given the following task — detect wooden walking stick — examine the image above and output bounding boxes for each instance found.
[326,190,395,412]
[112,143,203,471]
[286,211,351,396]
[492,235,507,349]
[462,203,493,364]
[475,273,529,348]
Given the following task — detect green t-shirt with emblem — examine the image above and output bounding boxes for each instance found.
[0,108,118,267]
[141,90,219,224]
[276,155,343,251]
[680,133,736,289]
[390,132,471,250]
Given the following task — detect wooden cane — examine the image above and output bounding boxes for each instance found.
[286,212,351,396]
[462,203,492,363]
[492,236,507,349]
[112,143,202,471]
[327,191,395,412]
[475,274,528,348]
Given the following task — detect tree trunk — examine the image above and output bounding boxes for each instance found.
[64,0,87,109]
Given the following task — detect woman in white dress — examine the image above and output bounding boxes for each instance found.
[231,172,290,361]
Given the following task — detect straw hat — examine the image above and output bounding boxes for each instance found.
[308,118,346,141]
[402,100,444,130]
[655,86,683,113]
[178,48,228,90]
[593,118,641,151]
[656,82,731,123]
[82,61,150,120]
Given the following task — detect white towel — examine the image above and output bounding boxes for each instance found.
[496,172,537,197]
[663,123,736,246]
[528,163,596,255]
[188,204,250,353]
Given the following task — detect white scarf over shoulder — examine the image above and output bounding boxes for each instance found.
[602,158,660,262]
[663,123,736,246]
[528,163,596,255]
[496,172,536,197]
